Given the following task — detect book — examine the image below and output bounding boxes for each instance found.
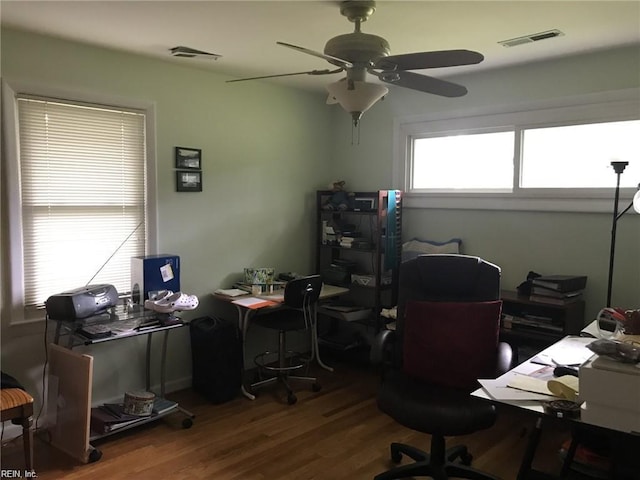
[529,294,583,306]
[90,406,148,434]
[530,286,583,299]
[214,288,248,297]
[152,397,178,415]
[531,275,587,293]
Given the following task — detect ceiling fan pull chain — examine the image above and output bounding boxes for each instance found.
[351,121,361,146]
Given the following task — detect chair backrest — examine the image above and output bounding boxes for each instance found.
[398,254,501,304]
[402,299,502,390]
[283,275,323,309]
[393,254,502,369]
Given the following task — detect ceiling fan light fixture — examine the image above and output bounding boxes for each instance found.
[326,79,388,126]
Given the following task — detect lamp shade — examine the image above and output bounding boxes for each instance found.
[634,189,640,213]
[326,79,388,126]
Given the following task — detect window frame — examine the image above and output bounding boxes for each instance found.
[393,89,640,212]
[1,79,158,327]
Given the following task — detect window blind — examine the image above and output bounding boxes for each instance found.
[17,96,147,309]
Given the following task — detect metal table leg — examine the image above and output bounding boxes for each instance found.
[237,307,256,400]
[311,305,333,372]
[146,333,152,392]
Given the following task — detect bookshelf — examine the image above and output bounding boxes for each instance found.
[315,189,402,355]
[500,290,586,361]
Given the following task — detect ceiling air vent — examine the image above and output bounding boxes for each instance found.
[498,29,564,48]
[170,46,221,60]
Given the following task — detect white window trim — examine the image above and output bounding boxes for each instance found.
[393,88,640,212]
[1,78,158,328]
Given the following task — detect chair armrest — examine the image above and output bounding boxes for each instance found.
[495,341,515,377]
[370,329,396,366]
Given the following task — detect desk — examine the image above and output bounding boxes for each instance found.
[214,284,349,400]
[473,334,639,479]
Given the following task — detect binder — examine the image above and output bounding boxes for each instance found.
[531,275,587,293]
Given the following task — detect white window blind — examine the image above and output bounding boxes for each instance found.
[17,96,147,310]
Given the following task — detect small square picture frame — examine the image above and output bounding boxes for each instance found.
[175,146,202,170]
[176,170,202,192]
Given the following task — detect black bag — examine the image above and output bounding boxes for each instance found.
[189,316,242,404]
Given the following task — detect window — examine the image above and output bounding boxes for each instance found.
[395,90,640,211]
[521,121,640,188]
[3,82,156,325]
[412,131,515,191]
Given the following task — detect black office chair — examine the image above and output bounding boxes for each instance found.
[251,275,323,405]
[371,254,514,480]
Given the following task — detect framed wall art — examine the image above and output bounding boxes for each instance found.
[174,146,202,170]
[176,170,202,192]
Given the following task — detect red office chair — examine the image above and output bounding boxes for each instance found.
[371,254,513,480]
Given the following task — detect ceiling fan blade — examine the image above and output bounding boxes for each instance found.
[374,50,484,71]
[277,41,353,68]
[376,70,468,97]
[226,68,343,83]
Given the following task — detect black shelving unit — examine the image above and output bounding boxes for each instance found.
[315,190,402,353]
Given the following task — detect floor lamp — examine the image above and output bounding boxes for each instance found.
[606,161,640,307]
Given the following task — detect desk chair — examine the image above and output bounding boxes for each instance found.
[251,275,323,405]
[1,388,35,470]
[371,254,513,480]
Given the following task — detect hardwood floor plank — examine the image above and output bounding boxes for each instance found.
[1,359,600,480]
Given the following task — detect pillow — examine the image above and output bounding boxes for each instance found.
[401,238,462,263]
[402,300,502,390]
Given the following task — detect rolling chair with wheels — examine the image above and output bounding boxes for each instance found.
[371,254,514,480]
[251,275,323,405]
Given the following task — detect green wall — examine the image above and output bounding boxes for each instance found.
[330,45,640,322]
[1,28,334,405]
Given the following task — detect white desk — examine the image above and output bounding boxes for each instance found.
[473,333,639,479]
[214,284,349,400]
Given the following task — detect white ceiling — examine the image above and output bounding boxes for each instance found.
[2,1,639,93]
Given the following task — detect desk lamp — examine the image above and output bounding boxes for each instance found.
[606,161,640,307]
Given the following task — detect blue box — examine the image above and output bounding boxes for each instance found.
[131,254,180,304]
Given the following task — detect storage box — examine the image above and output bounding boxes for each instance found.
[131,254,180,304]
[243,267,275,285]
[578,355,640,411]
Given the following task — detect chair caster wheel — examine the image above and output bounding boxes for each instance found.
[88,448,102,463]
[460,452,473,465]
[287,394,297,405]
[391,450,402,464]
[312,383,321,392]
[182,418,193,429]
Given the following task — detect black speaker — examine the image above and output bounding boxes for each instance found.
[189,316,242,404]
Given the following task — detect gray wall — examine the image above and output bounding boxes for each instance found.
[1,27,639,415]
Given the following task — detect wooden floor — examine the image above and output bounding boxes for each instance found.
[1,358,597,480]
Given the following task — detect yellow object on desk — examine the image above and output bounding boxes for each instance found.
[547,375,579,401]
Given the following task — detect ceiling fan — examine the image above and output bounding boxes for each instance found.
[227,1,484,127]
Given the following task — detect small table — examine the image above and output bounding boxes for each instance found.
[49,305,195,462]
[214,284,349,400]
[473,333,639,479]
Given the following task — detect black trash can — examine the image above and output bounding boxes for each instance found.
[189,316,242,404]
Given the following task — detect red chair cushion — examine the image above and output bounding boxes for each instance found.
[402,300,502,390]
